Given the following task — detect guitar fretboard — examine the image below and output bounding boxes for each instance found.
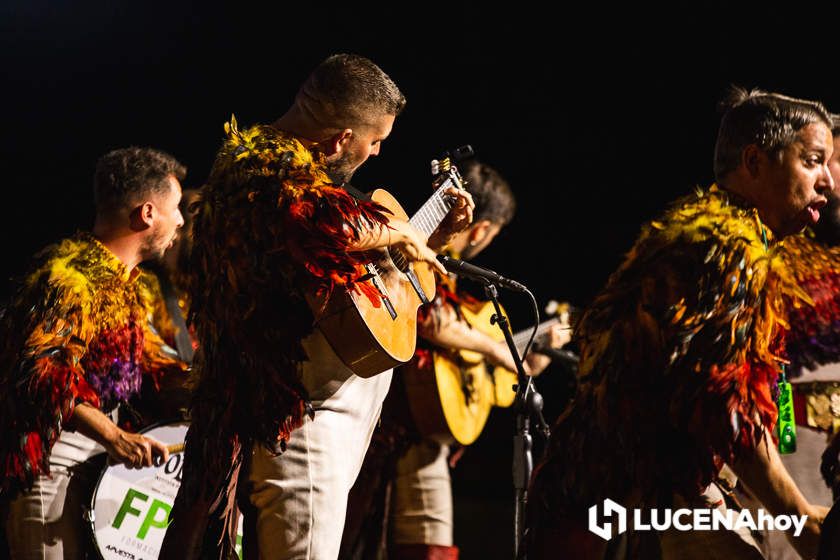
[513,318,561,354]
[409,177,457,237]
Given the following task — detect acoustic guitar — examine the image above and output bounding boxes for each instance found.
[310,157,468,378]
[403,301,572,445]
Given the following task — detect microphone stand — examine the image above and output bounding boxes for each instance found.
[480,280,548,559]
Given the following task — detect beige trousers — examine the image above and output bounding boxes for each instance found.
[3,429,105,559]
[391,440,454,547]
[244,330,393,560]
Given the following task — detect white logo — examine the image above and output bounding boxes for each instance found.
[587,499,807,541]
[588,499,627,540]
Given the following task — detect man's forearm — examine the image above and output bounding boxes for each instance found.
[732,428,812,516]
[419,306,496,355]
[65,402,118,447]
[732,426,824,557]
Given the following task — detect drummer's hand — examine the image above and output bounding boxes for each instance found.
[105,429,170,469]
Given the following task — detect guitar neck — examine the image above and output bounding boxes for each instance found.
[408,176,458,237]
[512,318,560,355]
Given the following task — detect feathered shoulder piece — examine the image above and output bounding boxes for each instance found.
[533,186,805,514]
[581,185,801,369]
[207,116,391,294]
[779,232,840,376]
[0,233,147,493]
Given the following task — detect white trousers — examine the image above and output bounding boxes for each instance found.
[390,440,453,547]
[3,429,105,559]
[244,330,393,560]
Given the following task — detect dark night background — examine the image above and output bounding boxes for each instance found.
[1,3,838,558]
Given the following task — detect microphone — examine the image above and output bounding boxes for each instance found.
[436,255,528,292]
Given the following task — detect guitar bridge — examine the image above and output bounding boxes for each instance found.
[364,263,398,320]
[404,265,430,304]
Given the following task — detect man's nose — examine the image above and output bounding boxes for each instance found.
[815,162,835,195]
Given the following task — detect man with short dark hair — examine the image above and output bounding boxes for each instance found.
[0,146,188,558]
[163,54,473,560]
[528,88,834,559]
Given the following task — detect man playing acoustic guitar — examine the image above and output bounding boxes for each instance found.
[161,54,474,560]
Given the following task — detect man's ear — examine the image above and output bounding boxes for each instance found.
[468,219,493,246]
[129,202,155,230]
[742,144,764,179]
[326,128,354,156]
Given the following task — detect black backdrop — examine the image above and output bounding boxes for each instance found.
[2,3,838,558]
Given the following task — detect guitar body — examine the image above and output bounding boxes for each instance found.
[461,302,518,409]
[403,300,518,445]
[311,189,437,378]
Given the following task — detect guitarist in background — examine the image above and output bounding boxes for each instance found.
[161,54,474,560]
[341,159,570,560]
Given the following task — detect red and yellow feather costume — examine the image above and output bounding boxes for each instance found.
[530,187,807,530]
[0,232,186,494]
[173,118,391,558]
[780,233,840,377]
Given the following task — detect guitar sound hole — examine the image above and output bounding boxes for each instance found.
[460,368,475,405]
[386,248,410,274]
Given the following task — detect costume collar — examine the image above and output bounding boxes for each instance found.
[75,231,140,283]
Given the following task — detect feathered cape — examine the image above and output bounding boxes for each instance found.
[0,232,185,494]
[175,118,391,558]
[530,186,807,521]
[780,232,840,377]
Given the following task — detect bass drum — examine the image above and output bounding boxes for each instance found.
[88,422,243,559]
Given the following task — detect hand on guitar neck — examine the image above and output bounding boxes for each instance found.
[346,183,475,276]
[485,321,571,376]
[419,303,572,376]
[426,185,475,251]
[523,321,573,375]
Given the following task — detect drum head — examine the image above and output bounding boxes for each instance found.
[89,422,243,559]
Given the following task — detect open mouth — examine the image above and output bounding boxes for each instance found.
[806,199,827,223]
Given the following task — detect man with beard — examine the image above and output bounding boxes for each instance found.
[528,88,834,559]
[0,146,189,558]
[161,54,473,560]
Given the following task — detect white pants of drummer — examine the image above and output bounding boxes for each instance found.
[2,429,104,559]
[244,330,393,560]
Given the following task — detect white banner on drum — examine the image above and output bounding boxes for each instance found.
[89,422,243,559]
